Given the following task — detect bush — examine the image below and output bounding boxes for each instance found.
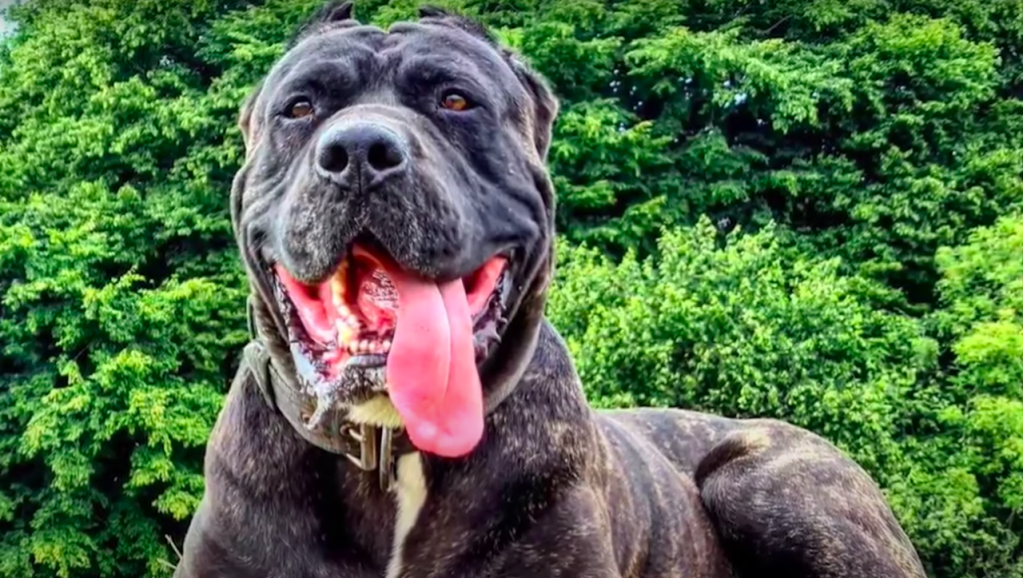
[549,217,927,492]
[2,0,1022,576]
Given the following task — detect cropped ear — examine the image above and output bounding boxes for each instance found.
[417,5,449,18]
[289,1,358,49]
[321,0,354,21]
[418,5,497,45]
[238,81,264,154]
[508,54,559,161]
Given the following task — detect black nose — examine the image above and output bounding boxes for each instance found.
[315,122,408,186]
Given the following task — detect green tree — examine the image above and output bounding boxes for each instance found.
[547,218,930,479]
[0,0,322,575]
[884,215,1023,578]
[936,215,1023,397]
[2,0,1023,577]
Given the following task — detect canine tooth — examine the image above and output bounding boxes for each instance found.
[330,274,345,305]
[382,339,391,352]
[336,321,353,344]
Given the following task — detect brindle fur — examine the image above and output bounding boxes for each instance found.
[174,4,927,577]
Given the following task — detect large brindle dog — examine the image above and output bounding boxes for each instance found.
[175,3,927,577]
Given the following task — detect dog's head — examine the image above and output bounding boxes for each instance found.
[231,2,558,458]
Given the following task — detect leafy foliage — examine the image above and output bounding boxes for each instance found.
[549,218,927,477]
[1,0,1021,577]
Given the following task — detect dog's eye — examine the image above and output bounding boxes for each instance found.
[288,99,314,119]
[440,92,472,112]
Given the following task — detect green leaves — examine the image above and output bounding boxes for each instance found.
[627,27,848,132]
[548,218,923,475]
[936,215,1023,396]
[0,0,254,575]
[1,0,1023,576]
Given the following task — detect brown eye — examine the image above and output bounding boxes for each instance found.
[441,92,471,112]
[289,100,314,119]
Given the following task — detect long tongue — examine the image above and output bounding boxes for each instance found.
[384,265,484,458]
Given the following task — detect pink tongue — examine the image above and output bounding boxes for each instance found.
[384,266,484,458]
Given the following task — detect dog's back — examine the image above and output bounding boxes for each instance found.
[597,408,739,477]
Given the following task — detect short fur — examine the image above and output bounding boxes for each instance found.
[175,5,927,577]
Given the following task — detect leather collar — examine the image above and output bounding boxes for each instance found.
[242,296,415,491]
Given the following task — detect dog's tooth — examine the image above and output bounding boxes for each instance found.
[330,274,345,306]
[336,321,353,345]
[381,339,391,353]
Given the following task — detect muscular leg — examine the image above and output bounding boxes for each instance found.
[599,409,926,578]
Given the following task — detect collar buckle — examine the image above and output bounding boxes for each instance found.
[342,424,398,491]
[247,294,401,492]
[342,424,379,471]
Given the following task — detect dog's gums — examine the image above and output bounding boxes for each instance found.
[271,243,510,457]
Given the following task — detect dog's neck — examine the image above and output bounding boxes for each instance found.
[210,319,593,573]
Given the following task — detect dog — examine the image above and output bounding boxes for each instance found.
[174,3,928,577]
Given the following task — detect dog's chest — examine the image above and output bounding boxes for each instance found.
[383,453,429,578]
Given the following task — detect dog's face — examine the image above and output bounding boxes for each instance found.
[231,2,558,457]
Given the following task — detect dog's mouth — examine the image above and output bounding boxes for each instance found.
[270,242,510,458]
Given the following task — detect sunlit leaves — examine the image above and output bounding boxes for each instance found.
[2,0,1023,577]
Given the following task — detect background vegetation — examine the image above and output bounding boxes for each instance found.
[0,0,1021,576]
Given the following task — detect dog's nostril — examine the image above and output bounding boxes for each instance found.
[320,145,349,174]
[367,141,403,172]
[317,122,407,183]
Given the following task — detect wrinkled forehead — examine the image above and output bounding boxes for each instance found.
[258,22,523,111]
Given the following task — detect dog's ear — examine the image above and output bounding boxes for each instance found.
[508,54,559,161]
[238,81,264,154]
[418,6,498,45]
[320,0,354,22]
[289,1,358,48]
[417,5,449,18]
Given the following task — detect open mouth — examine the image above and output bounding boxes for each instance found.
[269,242,510,458]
